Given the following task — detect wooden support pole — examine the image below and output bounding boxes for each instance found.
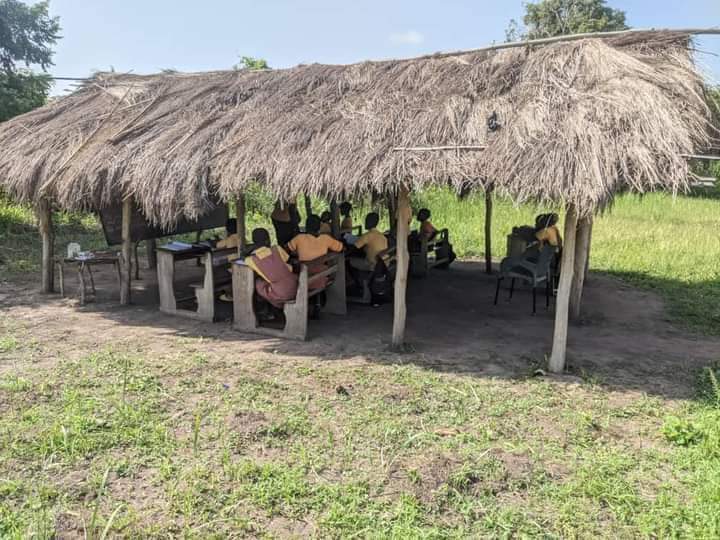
[146,239,157,269]
[392,187,411,349]
[37,199,54,293]
[304,193,312,221]
[570,216,593,319]
[330,199,340,238]
[120,198,132,305]
[548,205,579,373]
[387,196,397,238]
[236,194,246,254]
[484,186,494,274]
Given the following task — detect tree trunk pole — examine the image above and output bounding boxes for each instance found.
[548,205,579,373]
[392,187,411,349]
[570,216,593,320]
[304,193,312,221]
[236,194,246,254]
[584,219,593,281]
[387,196,397,238]
[146,239,157,269]
[37,199,54,293]
[484,185,494,274]
[330,199,340,238]
[120,198,132,305]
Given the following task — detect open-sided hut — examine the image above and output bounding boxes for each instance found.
[0,28,715,371]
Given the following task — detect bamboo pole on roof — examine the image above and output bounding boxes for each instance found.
[549,205,579,372]
[120,198,132,305]
[37,199,54,293]
[392,187,411,349]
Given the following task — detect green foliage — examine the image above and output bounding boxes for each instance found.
[0,0,60,72]
[0,0,60,121]
[507,0,628,41]
[662,416,704,446]
[235,56,269,71]
[0,69,51,121]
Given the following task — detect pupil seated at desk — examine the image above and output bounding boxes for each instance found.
[272,200,301,247]
[340,201,354,233]
[245,228,299,320]
[287,214,343,289]
[216,218,240,249]
[319,211,333,235]
[417,208,437,240]
[347,212,387,273]
[534,213,562,249]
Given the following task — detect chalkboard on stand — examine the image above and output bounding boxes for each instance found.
[99,201,229,246]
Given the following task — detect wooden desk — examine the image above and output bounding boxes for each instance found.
[156,244,236,322]
[56,252,121,305]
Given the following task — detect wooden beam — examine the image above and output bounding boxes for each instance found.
[570,216,593,320]
[392,187,411,349]
[304,193,312,221]
[146,239,157,269]
[392,145,486,152]
[330,199,340,238]
[387,196,397,238]
[37,199,54,293]
[120,198,132,305]
[681,154,720,161]
[236,194,246,255]
[484,186,493,274]
[548,205,579,373]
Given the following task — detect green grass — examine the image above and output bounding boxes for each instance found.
[0,340,719,537]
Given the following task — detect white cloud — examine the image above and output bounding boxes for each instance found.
[389,30,425,45]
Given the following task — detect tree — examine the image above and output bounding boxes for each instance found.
[0,0,60,121]
[235,56,269,71]
[506,0,628,41]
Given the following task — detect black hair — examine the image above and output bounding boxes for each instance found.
[365,212,379,230]
[417,208,431,222]
[252,228,271,247]
[320,211,332,223]
[340,202,352,216]
[535,213,559,231]
[306,214,321,234]
[225,218,237,235]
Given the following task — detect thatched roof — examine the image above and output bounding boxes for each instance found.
[0,29,713,226]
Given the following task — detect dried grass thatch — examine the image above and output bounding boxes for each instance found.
[0,30,712,226]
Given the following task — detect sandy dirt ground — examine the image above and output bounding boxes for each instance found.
[2,258,717,401]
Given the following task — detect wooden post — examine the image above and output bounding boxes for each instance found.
[120,198,132,305]
[484,185,494,274]
[548,205,579,373]
[37,199,54,293]
[584,220,593,281]
[387,196,397,238]
[236,194,246,255]
[304,193,312,221]
[392,187,411,349]
[570,216,593,320]
[330,199,340,238]
[146,239,157,269]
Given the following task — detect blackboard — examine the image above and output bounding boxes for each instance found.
[99,201,229,245]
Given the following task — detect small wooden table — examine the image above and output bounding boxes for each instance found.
[56,251,121,305]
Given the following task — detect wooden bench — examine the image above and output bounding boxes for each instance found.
[157,246,237,322]
[411,228,451,277]
[347,246,397,305]
[232,252,346,340]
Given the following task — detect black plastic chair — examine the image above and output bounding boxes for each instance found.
[494,244,555,314]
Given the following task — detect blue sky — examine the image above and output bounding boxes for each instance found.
[39,0,720,95]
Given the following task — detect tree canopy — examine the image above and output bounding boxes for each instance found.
[0,0,60,121]
[507,0,628,41]
[235,56,269,71]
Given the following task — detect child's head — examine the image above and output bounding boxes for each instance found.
[251,228,271,248]
[340,202,352,216]
[306,214,321,235]
[417,208,431,223]
[364,212,380,230]
[320,211,332,223]
[225,218,238,235]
